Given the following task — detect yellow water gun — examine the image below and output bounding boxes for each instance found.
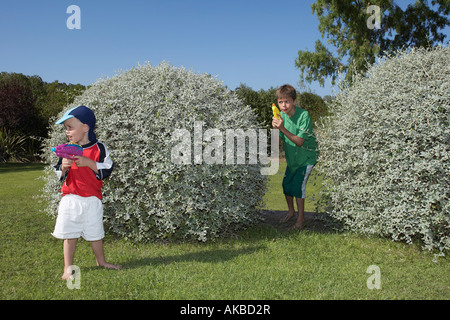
[272,103,281,120]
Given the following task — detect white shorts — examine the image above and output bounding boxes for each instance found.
[52,194,105,241]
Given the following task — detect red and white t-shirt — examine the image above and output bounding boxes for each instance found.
[54,141,113,200]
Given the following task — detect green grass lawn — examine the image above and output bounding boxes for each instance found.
[0,162,448,300]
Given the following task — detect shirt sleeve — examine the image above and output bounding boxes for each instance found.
[95,142,114,180]
[297,111,314,140]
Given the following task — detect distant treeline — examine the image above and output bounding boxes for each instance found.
[0,72,329,162]
[234,83,330,129]
[0,72,86,138]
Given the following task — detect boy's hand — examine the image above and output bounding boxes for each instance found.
[61,158,73,177]
[61,158,74,171]
[272,117,285,131]
[272,117,305,147]
[73,156,98,173]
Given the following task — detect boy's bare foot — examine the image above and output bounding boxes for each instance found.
[61,271,74,281]
[280,212,296,223]
[61,266,79,281]
[289,221,305,231]
[98,262,121,270]
[61,263,120,280]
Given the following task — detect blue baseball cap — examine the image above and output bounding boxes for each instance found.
[56,105,97,143]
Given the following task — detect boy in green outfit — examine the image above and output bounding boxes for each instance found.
[272,84,319,230]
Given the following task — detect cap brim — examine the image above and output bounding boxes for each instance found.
[55,114,75,124]
[55,107,78,124]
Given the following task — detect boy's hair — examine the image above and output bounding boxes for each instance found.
[276,84,297,101]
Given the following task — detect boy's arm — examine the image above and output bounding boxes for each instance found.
[95,142,113,180]
[273,118,305,147]
[73,143,113,180]
[54,157,71,181]
[73,156,98,173]
[279,126,305,147]
[275,111,315,148]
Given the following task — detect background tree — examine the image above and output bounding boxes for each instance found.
[0,72,87,137]
[234,84,327,128]
[295,0,450,87]
[37,81,86,128]
[297,92,329,126]
[0,73,42,136]
[0,72,86,162]
[234,84,277,129]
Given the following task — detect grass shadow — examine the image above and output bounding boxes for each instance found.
[121,245,265,270]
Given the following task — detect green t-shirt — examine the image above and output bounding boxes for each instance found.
[280,107,319,173]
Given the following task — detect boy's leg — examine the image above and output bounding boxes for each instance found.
[62,238,77,280]
[280,195,296,222]
[281,166,297,223]
[292,165,314,229]
[91,240,121,270]
[293,197,305,229]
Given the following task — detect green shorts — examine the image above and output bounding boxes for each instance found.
[282,165,314,198]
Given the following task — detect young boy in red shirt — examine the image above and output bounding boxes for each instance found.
[52,105,120,280]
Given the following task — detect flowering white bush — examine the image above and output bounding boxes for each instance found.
[316,46,449,254]
[40,62,267,242]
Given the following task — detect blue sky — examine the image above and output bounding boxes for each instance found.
[1,0,448,97]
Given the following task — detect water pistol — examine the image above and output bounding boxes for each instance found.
[272,103,281,120]
[51,143,83,160]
